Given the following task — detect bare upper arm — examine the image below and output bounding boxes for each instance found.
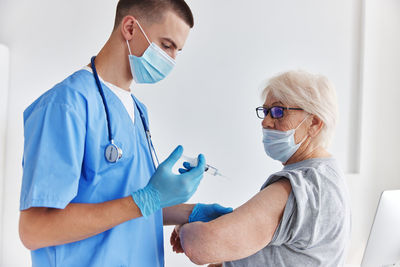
[180,178,292,264]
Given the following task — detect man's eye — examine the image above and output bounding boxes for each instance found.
[162,43,171,49]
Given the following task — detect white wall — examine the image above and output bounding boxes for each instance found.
[0,44,10,266]
[346,0,400,264]
[0,0,399,266]
[0,1,118,265]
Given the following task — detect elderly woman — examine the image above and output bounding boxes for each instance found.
[171,70,351,266]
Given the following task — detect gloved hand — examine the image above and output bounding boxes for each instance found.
[132,145,205,217]
[189,203,233,223]
[178,161,195,174]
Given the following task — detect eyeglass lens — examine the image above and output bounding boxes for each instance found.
[257,106,285,119]
[269,107,284,118]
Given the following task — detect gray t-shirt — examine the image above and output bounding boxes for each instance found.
[224,158,351,267]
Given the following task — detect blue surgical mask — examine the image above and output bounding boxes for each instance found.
[127,21,176,84]
[262,116,309,163]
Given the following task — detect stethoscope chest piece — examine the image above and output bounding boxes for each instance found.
[105,141,123,163]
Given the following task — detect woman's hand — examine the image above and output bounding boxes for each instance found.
[170,225,184,253]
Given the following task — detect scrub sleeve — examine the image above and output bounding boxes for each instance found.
[20,102,86,210]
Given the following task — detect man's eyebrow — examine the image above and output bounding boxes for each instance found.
[161,37,180,50]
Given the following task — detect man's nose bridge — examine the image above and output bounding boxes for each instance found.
[172,50,178,60]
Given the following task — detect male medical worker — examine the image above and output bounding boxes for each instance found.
[18,0,232,266]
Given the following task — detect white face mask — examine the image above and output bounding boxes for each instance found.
[262,115,309,163]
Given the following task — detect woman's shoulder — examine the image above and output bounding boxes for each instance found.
[261,157,347,203]
[283,157,340,172]
[261,157,351,248]
[271,157,342,182]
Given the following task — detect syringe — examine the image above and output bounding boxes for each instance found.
[182,155,226,177]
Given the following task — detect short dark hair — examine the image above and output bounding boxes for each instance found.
[114,0,194,30]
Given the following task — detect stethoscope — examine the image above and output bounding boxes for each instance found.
[90,56,159,167]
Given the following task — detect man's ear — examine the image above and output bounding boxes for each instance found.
[120,15,138,41]
[308,115,324,138]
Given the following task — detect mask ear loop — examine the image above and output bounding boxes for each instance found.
[126,20,151,56]
[135,21,152,45]
[126,39,133,55]
[295,114,310,130]
[295,114,311,145]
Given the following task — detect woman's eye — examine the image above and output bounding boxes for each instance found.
[162,43,171,49]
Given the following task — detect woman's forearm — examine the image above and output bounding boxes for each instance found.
[180,222,215,265]
[178,179,291,265]
[179,220,238,265]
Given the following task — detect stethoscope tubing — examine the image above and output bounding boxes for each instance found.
[91,56,159,167]
[91,56,114,142]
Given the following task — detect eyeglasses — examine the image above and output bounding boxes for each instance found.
[255,106,303,119]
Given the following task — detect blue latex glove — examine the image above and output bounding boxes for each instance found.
[189,203,233,223]
[178,161,195,174]
[132,145,205,217]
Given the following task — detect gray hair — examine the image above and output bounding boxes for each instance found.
[262,70,338,148]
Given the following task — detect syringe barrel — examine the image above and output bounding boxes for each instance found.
[182,155,219,176]
[182,155,198,167]
[205,165,219,176]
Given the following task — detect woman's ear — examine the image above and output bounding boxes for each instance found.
[308,115,324,138]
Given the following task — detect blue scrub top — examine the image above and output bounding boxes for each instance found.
[20,69,164,267]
